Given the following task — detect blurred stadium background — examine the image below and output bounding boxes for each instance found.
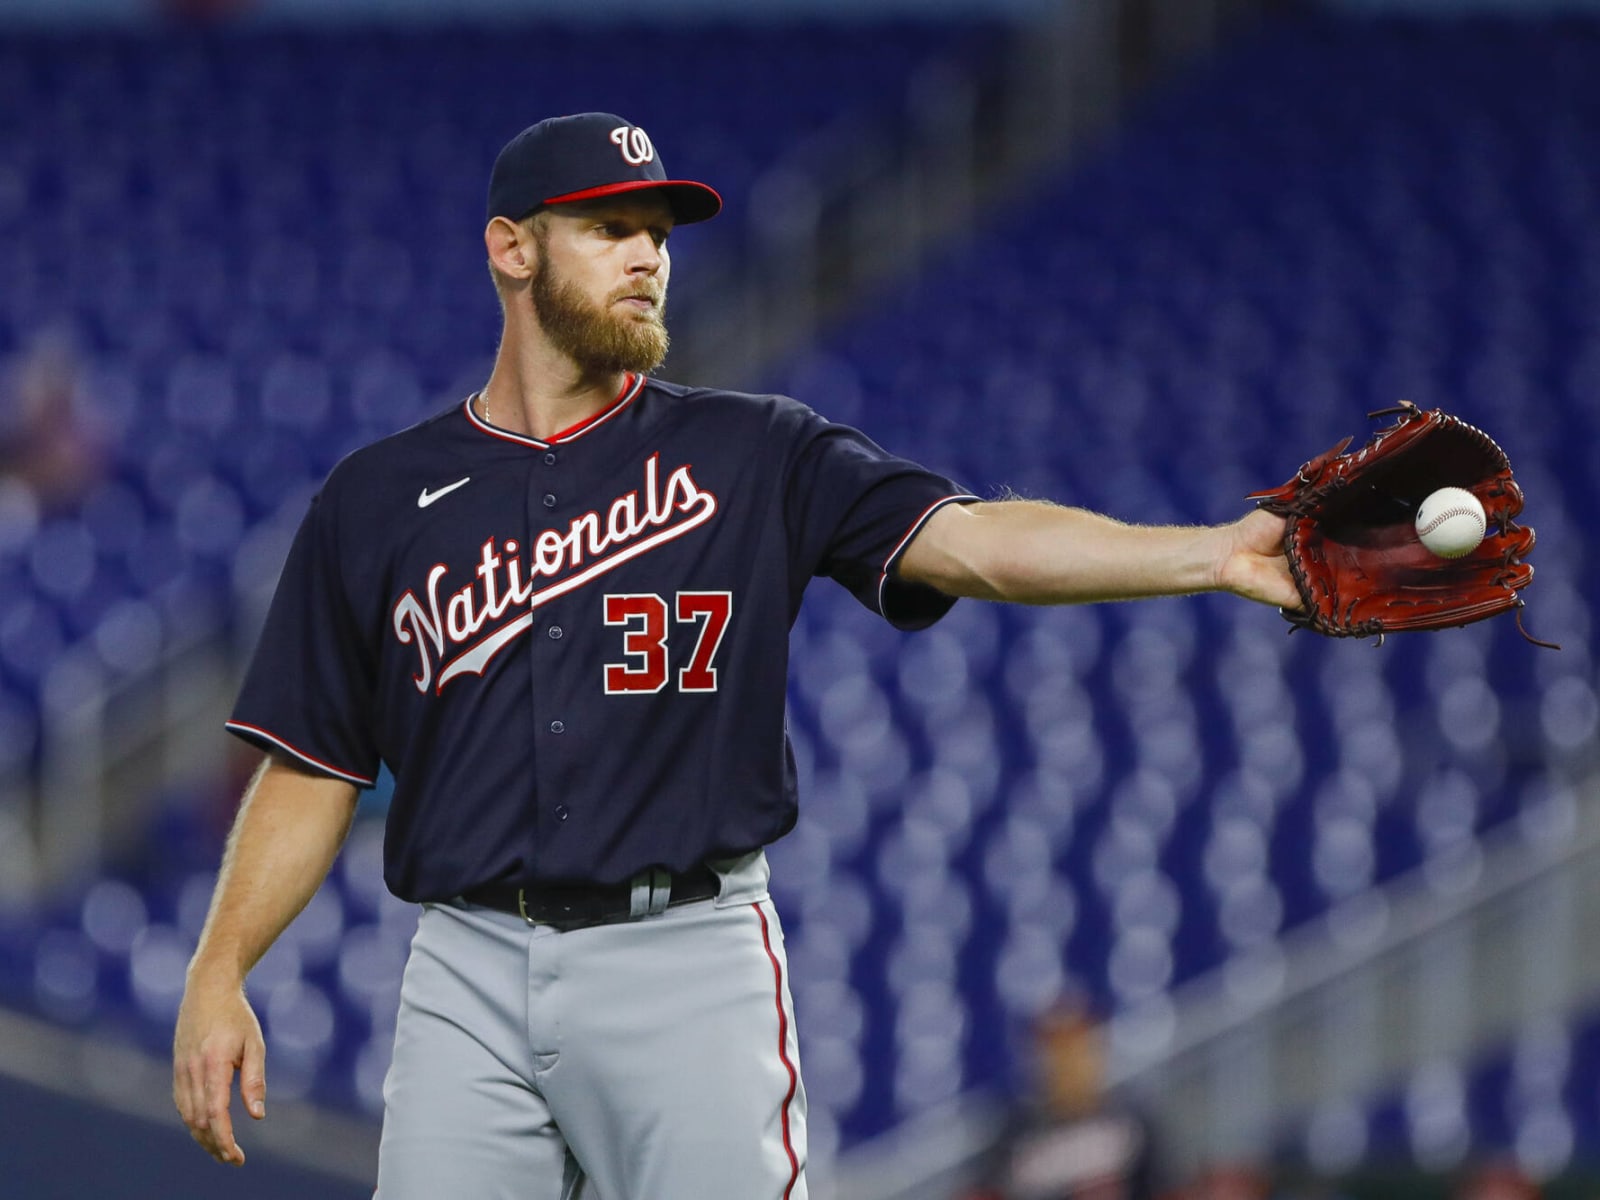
[0,0,1597,1196]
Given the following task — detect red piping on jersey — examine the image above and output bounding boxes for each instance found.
[223,721,377,787]
[753,902,801,1199]
[876,493,982,615]
[463,374,645,448]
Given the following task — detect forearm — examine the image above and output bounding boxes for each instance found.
[899,499,1235,605]
[187,755,359,987]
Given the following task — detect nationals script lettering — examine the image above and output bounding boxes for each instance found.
[392,453,718,693]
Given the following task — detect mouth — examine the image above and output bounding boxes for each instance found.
[616,293,659,311]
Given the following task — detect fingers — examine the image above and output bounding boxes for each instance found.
[1275,573,1304,611]
[240,1034,267,1122]
[175,1049,211,1157]
[173,1054,198,1144]
[202,1049,245,1165]
[1256,543,1302,611]
[1244,561,1300,612]
[174,1038,248,1165]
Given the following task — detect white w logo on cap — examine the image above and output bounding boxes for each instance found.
[610,126,656,167]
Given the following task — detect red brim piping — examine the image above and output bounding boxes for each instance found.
[541,178,723,224]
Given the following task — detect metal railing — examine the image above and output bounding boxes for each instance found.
[2,586,234,902]
[829,774,1600,1200]
[1108,774,1600,1176]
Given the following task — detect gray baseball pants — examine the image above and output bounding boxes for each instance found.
[373,851,808,1200]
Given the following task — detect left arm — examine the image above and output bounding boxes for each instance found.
[896,499,1300,610]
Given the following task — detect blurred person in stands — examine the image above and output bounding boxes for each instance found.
[1453,1160,1541,1200]
[966,996,1159,1200]
[0,329,108,516]
[1177,1163,1274,1200]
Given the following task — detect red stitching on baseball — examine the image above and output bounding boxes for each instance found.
[1418,507,1484,537]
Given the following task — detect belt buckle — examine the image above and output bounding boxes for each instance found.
[516,887,589,931]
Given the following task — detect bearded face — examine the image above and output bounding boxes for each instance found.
[529,231,670,374]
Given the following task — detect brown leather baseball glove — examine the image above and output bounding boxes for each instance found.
[1247,402,1552,645]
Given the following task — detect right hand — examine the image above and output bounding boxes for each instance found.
[172,975,267,1166]
[1215,509,1301,611]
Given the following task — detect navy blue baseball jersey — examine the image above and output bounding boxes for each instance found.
[228,374,976,900]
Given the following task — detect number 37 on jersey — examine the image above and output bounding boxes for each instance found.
[603,591,732,695]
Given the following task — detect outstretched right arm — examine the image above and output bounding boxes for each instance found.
[172,753,359,1166]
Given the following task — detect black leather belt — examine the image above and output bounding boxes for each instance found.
[461,864,720,931]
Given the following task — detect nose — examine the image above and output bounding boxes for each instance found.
[627,231,663,275]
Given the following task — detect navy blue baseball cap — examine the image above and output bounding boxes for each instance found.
[487,113,723,226]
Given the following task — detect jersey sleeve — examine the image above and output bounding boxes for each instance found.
[786,410,978,630]
[225,488,380,786]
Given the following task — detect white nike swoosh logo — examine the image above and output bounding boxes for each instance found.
[418,477,471,508]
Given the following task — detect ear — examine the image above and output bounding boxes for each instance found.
[485,216,536,283]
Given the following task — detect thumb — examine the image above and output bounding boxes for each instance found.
[240,1036,267,1120]
[1240,507,1288,555]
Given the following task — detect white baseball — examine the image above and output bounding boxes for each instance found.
[1415,487,1487,558]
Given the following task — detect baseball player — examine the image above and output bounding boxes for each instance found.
[172,112,1298,1199]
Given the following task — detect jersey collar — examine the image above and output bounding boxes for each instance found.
[464,373,645,449]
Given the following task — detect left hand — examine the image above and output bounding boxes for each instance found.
[173,975,266,1166]
[1216,509,1301,610]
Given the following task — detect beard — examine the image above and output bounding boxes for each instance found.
[530,253,670,375]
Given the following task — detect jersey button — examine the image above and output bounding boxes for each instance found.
[549,720,565,734]
[547,625,563,640]
[554,805,569,821]
[544,452,557,466]
[542,493,557,508]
